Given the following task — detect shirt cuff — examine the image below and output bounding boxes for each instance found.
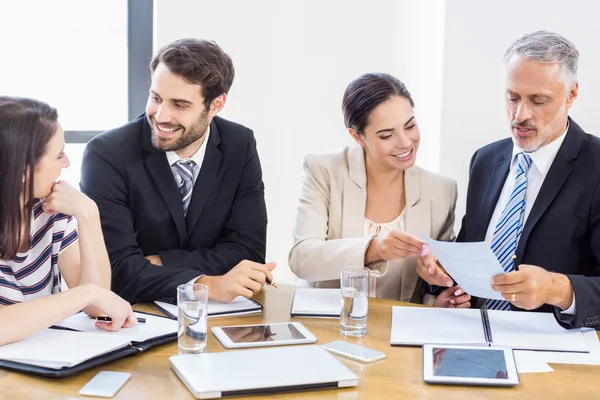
[560,292,576,315]
[188,275,205,285]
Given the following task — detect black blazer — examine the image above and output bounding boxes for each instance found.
[458,118,600,329]
[81,115,267,304]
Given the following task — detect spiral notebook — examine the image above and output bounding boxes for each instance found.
[390,306,589,353]
[154,296,262,319]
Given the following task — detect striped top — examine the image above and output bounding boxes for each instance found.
[0,202,79,306]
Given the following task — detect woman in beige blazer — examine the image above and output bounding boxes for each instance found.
[289,73,470,307]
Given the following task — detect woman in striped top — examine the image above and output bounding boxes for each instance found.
[0,97,138,345]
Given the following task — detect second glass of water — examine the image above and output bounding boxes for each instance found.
[177,283,208,355]
[340,266,369,337]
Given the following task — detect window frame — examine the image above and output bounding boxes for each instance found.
[63,0,153,143]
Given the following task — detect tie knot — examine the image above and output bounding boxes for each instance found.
[517,152,532,174]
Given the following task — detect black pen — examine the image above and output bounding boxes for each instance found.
[90,316,146,323]
[266,278,278,288]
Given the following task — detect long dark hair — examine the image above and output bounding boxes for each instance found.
[0,97,58,260]
[342,72,414,134]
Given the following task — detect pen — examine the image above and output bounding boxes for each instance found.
[512,255,518,271]
[266,278,278,288]
[90,316,146,323]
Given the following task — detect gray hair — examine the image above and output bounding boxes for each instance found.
[504,30,579,91]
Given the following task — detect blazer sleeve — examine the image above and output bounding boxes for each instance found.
[437,180,458,242]
[157,134,267,272]
[81,137,200,304]
[554,182,600,329]
[288,153,373,282]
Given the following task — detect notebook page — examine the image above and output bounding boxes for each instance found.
[488,310,588,352]
[390,307,485,346]
[208,296,262,316]
[515,329,600,365]
[290,289,341,317]
[0,330,130,368]
[154,296,262,319]
[54,312,177,343]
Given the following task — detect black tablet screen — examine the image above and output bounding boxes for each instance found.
[222,324,306,343]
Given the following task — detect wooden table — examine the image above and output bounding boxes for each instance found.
[2,284,599,399]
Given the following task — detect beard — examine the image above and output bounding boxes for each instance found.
[148,110,210,152]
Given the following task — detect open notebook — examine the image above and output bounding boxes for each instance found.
[154,296,262,319]
[290,289,341,318]
[390,307,589,353]
[0,311,177,377]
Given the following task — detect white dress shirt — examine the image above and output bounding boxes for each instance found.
[165,126,210,186]
[484,125,575,313]
[164,126,210,284]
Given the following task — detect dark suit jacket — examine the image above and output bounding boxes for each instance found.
[81,115,267,304]
[458,118,600,329]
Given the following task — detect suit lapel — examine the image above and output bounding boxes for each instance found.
[142,118,187,246]
[474,145,512,240]
[518,120,581,256]
[186,120,222,234]
[342,146,367,238]
[403,167,431,302]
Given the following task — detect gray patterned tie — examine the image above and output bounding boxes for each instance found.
[485,153,533,311]
[174,160,196,216]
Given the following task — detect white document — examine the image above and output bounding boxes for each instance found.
[0,330,130,369]
[420,235,505,300]
[54,312,177,343]
[291,289,341,317]
[390,307,485,346]
[513,352,554,373]
[154,296,262,319]
[515,329,600,366]
[487,310,588,352]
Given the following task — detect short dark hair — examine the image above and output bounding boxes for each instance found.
[150,38,235,110]
[342,73,414,134]
[0,97,58,260]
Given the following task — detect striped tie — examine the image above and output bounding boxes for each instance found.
[175,160,196,216]
[485,153,533,311]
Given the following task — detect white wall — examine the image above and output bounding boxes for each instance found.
[155,0,600,283]
[441,0,600,227]
[155,0,446,284]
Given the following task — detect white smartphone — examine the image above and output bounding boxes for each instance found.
[79,371,132,398]
[211,322,317,348]
[322,340,386,363]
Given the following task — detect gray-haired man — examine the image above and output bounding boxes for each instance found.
[418,30,600,329]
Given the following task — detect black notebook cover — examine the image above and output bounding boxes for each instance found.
[0,311,176,378]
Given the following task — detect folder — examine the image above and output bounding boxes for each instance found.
[0,311,177,377]
[153,296,262,319]
[290,289,341,318]
[390,306,589,353]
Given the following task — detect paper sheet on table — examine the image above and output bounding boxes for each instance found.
[419,235,505,300]
[513,352,555,373]
[515,328,600,366]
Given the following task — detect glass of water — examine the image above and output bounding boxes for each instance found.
[177,283,208,355]
[340,266,369,337]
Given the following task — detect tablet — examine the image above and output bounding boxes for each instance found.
[422,344,519,387]
[212,322,317,349]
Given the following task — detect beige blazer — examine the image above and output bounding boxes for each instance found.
[288,145,457,304]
